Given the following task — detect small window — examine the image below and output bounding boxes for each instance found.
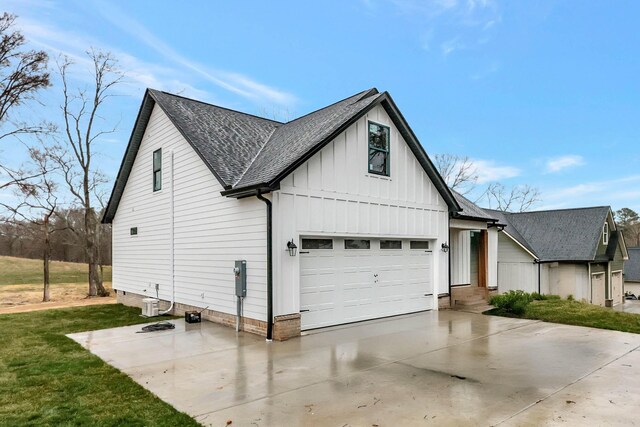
[368,122,390,176]
[603,223,609,245]
[301,238,333,249]
[130,227,138,236]
[380,240,402,250]
[410,240,430,250]
[345,239,371,249]
[153,149,162,192]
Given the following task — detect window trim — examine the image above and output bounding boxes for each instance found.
[380,240,402,250]
[301,238,333,250]
[344,239,371,250]
[153,148,162,192]
[410,240,430,250]
[367,120,391,177]
[603,222,609,245]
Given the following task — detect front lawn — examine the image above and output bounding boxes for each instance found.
[487,298,640,334]
[0,304,200,426]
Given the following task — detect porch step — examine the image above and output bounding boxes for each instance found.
[454,298,486,307]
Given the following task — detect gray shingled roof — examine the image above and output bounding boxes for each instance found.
[451,191,497,222]
[625,247,640,281]
[103,88,460,223]
[485,207,611,262]
[235,89,383,188]
[149,90,280,187]
[484,208,538,257]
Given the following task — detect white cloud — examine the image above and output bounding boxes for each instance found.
[92,0,296,107]
[441,37,465,56]
[540,175,640,212]
[545,155,585,173]
[472,159,520,183]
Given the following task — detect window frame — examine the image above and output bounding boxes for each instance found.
[301,238,334,250]
[380,240,402,250]
[344,239,371,250]
[603,222,609,245]
[367,121,391,177]
[153,148,162,192]
[410,240,430,250]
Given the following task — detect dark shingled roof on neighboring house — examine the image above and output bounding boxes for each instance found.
[484,206,612,262]
[484,208,538,257]
[625,248,640,282]
[103,88,460,223]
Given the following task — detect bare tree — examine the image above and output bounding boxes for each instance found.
[1,145,60,301]
[0,12,50,140]
[51,50,122,297]
[434,154,478,196]
[434,153,541,212]
[481,183,541,212]
[0,12,52,190]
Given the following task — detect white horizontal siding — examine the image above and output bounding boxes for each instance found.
[497,232,538,293]
[112,105,267,321]
[273,104,449,316]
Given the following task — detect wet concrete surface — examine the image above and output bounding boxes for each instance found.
[68,311,640,426]
[614,300,640,314]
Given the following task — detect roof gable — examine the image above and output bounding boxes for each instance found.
[489,206,611,262]
[103,88,460,223]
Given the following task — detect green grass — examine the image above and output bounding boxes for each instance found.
[0,304,200,426]
[486,299,640,334]
[0,256,112,285]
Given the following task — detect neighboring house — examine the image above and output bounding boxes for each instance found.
[102,88,461,340]
[486,207,629,306]
[624,247,640,296]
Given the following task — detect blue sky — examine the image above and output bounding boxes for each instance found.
[3,0,640,212]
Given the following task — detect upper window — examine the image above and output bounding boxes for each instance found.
[153,149,162,192]
[368,122,390,176]
[603,222,609,245]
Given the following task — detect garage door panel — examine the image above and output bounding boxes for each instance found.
[300,238,433,330]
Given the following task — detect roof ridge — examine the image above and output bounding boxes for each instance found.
[232,126,279,186]
[148,88,284,125]
[509,205,610,215]
[280,88,378,126]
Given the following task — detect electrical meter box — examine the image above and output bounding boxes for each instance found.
[234,260,247,298]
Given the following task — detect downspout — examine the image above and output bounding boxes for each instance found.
[447,215,452,299]
[256,191,274,341]
[537,261,541,294]
[160,150,175,315]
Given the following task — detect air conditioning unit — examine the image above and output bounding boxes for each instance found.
[142,298,159,317]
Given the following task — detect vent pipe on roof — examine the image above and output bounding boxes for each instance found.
[256,191,274,341]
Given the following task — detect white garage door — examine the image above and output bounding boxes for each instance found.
[611,271,623,306]
[300,237,434,330]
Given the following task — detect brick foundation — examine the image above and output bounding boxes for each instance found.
[438,294,451,309]
[115,290,301,340]
[273,313,301,341]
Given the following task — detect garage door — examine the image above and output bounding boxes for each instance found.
[611,271,623,306]
[300,237,434,330]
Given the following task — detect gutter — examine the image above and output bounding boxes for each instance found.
[255,191,274,341]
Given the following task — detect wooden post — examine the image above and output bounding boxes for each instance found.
[478,230,488,288]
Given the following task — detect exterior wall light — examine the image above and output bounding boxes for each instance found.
[287,240,298,256]
[441,242,450,253]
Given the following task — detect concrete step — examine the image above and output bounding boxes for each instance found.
[454,298,486,307]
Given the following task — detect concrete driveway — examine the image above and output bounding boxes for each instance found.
[69,311,640,426]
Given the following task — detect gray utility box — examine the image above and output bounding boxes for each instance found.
[234,260,247,298]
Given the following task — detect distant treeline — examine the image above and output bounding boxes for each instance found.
[0,208,111,265]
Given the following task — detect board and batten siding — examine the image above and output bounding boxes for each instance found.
[497,232,539,293]
[112,105,268,321]
[272,104,449,316]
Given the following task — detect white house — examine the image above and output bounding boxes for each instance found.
[487,207,628,306]
[103,88,461,340]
